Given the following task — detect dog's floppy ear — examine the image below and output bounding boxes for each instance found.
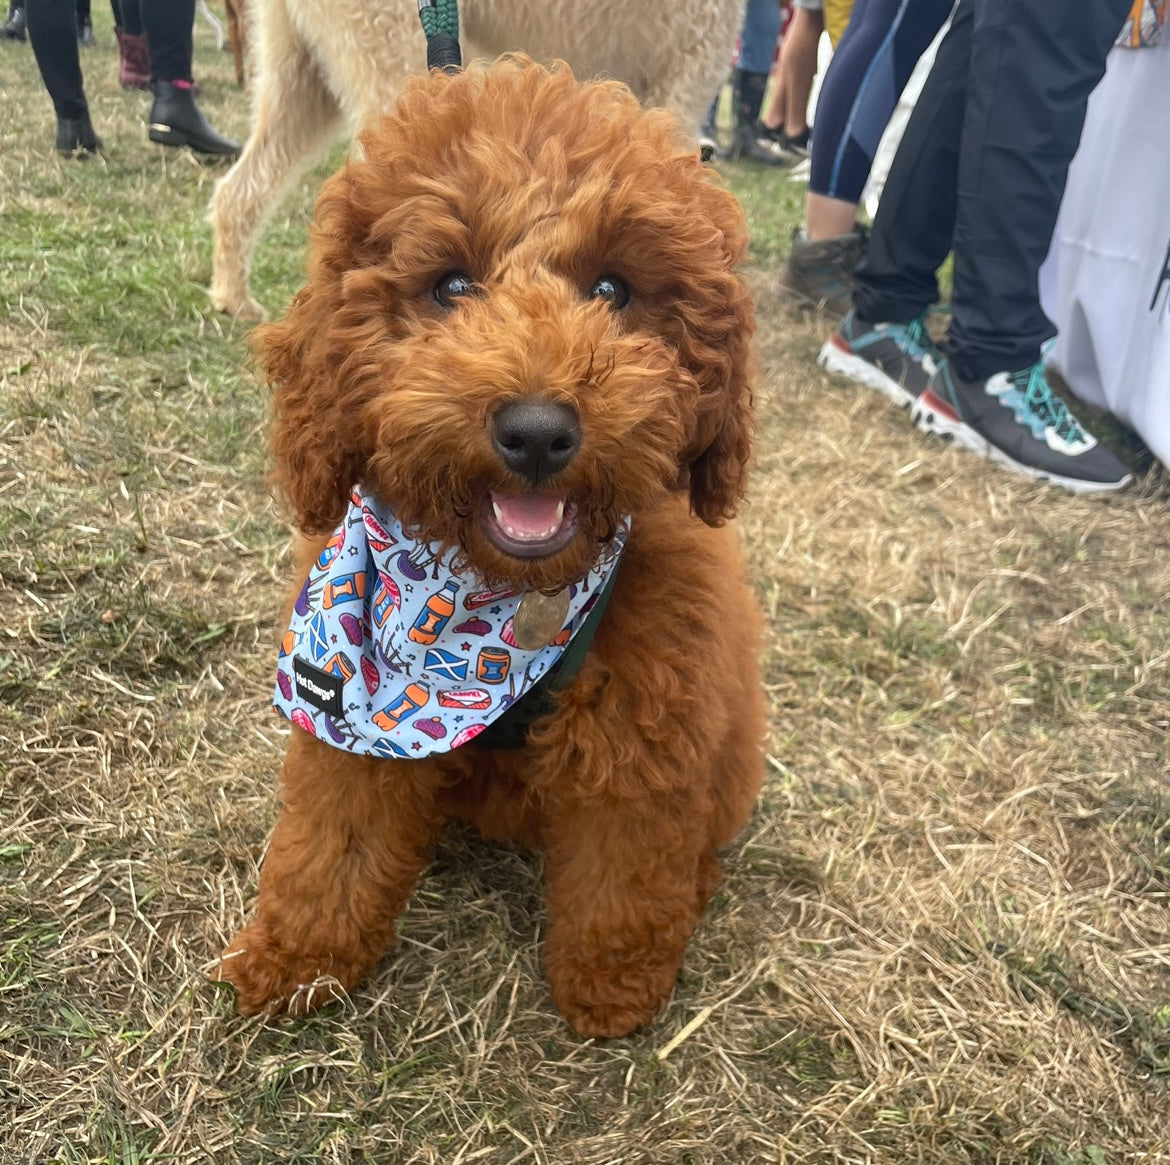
[253,172,367,536]
[683,188,756,527]
[687,293,754,526]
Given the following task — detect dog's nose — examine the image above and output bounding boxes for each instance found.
[490,400,580,484]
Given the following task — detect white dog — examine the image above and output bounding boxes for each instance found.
[208,0,741,321]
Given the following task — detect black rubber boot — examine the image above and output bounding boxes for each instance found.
[727,69,786,165]
[148,80,240,157]
[56,109,102,157]
[0,2,26,40]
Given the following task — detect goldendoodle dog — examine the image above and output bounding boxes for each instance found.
[207,0,743,322]
[217,56,765,1039]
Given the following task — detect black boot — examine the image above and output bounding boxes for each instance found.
[148,81,240,158]
[0,2,26,40]
[56,109,102,157]
[727,69,787,166]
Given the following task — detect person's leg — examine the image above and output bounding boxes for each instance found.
[757,66,787,134]
[113,0,148,87]
[905,0,1134,492]
[76,0,93,45]
[112,0,148,88]
[27,0,83,116]
[139,0,191,81]
[945,0,1134,380]
[26,0,102,153]
[851,0,973,325]
[776,1,822,139]
[807,0,955,238]
[141,0,240,156]
[782,0,955,314]
[728,0,787,162]
[813,0,970,404]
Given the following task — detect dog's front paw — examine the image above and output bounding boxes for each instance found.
[208,282,268,324]
[547,954,678,1038]
[215,924,358,1016]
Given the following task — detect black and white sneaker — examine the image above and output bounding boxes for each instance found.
[818,309,944,407]
[912,358,1132,493]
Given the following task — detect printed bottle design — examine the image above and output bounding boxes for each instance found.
[321,571,365,609]
[408,580,460,645]
[372,682,430,731]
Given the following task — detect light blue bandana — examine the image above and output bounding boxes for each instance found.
[273,488,627,758]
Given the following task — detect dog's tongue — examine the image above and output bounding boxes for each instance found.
[491,492,566,541]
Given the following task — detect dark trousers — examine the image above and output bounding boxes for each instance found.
[853,0,1131,380]
[27,0,193,119]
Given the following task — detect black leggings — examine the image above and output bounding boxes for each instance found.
[810,0,954,203]
[27,0,194,119]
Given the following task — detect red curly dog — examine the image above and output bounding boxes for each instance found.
[217,57,765,1039]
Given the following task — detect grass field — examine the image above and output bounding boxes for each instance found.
[2,11,1169,1164]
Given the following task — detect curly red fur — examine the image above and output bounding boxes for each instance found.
[219,57,765,1038]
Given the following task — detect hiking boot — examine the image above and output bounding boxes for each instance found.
[781,227,867,316]
[818,309,944,408]
[911,359,1132,493]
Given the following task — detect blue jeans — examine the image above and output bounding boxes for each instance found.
[737,0,783,74]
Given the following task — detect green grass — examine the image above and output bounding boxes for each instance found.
[3,11,1170,1165]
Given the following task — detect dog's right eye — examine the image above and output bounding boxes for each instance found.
[433,272,478,308]
[589,275,631,310]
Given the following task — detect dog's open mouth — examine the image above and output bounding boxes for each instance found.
[483,491,578,558]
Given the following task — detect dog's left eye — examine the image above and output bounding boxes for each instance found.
[433,272,478,307]
[589,275,630,310]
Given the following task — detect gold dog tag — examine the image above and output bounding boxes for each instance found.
[513,588,571,649]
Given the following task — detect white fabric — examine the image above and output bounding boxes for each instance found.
[1039,35,1170,470]
[862,15,950,219]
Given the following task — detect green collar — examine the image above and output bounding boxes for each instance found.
[472,556,621,750]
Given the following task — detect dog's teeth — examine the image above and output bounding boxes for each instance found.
[491,497,567,542]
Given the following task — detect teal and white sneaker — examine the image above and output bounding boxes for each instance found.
[911,358,1132,494]
[818,309,944,408]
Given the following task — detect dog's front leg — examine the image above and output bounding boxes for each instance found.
[217,729,445,1015]
[542,792,715,1038]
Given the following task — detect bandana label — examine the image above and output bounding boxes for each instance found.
[273,488,627,759]
[292,657,345,717]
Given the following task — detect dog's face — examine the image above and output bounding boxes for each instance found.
[259,57,754,592]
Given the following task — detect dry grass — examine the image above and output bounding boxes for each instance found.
[2,12,1169,1164]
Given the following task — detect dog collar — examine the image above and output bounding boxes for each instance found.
[273,488,628,758]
